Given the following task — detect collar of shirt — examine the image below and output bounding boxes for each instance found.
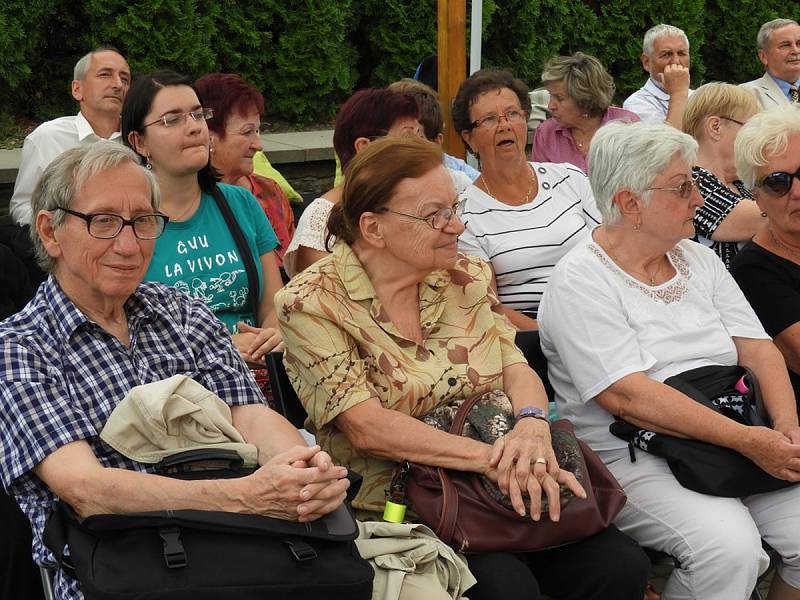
[644,77,671,100]
[331,241,451,339]
[767,73,800,99]
[43,274,154,342]
[75,111,122,142]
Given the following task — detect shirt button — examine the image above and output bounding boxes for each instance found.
[448,377,457,386]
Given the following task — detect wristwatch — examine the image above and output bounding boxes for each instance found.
[515,406,548,422]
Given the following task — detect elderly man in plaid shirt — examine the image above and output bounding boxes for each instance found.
[0,142,349,600]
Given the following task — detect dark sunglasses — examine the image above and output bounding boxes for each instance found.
[757,168,800,198]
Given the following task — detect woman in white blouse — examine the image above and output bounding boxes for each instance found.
[538,119,800,600]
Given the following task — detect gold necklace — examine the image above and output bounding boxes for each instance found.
[769,227,800,261]
[602,227,665,285]
[170,192,202,222]
[481,164,535,205]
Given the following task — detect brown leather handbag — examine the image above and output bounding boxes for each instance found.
[405,393,626,554]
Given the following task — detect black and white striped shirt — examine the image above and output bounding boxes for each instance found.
[458,163,601,318]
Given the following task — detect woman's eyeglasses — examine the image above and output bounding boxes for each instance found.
[144,108,214,129]
[470,109,527,131]
[377,201,461,230]
[645,178,697,199]
[757,168,800,198]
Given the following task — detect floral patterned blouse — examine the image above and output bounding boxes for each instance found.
[275,241,525,518]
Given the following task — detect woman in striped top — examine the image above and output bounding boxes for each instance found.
[453,69,601,329]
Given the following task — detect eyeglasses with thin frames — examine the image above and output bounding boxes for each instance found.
[470,109,527,131]
[720,116,745,126]
[377,201,462,230]
[645,177,697,199]
[144,108,214,129]
[56,207,169,239]
[757,167,800,198]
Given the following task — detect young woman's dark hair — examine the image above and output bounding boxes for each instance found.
[121,70,219,191]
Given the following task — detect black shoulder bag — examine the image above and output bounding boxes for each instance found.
[42,449,373,600]
[610,365,796,497]
[210,185,261,321]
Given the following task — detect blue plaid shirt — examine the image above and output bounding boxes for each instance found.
[0,276,265,600]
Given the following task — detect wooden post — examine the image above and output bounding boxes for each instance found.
[437,0,467,158]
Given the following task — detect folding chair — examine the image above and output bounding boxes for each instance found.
[265,351,308,429]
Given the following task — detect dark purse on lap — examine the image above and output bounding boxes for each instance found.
[43,449,373,600]
[610,365,796,497]
[405,391,627,553]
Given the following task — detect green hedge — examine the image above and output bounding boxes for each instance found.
[0,0,787,127]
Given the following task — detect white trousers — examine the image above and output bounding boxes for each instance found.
[602,448,800,600]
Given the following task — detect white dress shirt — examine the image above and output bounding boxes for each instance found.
[10,112,121,225]
[622,78,694,122]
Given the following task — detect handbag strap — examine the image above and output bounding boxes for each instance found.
[210,185,260,323]
[448,393,489,435]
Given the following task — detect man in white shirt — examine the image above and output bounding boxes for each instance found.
[9,47,131,225]
[741,19,800,108]
[623,24,693,129]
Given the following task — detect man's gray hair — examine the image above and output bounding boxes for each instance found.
[73,46,122,80]
[735,106,800,190]
[643,24,690,56]
[588,120,698,224]
[757,18,799,51]
[30,141,161,272]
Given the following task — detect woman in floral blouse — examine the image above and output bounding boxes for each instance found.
[276,136,649,600]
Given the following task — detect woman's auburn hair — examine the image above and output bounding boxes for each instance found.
[326,137,444,246]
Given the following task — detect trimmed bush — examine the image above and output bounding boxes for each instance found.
[0,0,794,127]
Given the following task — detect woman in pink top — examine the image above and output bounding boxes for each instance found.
[532,53,639,173]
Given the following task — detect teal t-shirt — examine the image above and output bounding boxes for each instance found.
[145,183,279,333]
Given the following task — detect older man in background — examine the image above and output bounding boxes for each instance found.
[741,19,800,108]
[9,47,131,226]
[623,24,694,128]
[0,142,349,600]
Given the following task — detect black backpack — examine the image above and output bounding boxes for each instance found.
[43,449,374,600]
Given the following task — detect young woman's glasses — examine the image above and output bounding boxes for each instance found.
[56,208,169,239]
[144,108,214,129]
[757,168,800,198]
[378,201,461,230]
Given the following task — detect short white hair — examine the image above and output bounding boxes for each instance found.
[757,18,799,51]
[588,120,698,224]
[643,24,689,56]
[735,106,800,190]
[30,141,160,272]
[73,46,123,80]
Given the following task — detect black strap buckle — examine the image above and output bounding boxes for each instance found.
[159,527,187,569]
[283,537,318,562]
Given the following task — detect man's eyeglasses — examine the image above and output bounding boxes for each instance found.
[56,207,169,239]
[757,168,800,198]
[377,201,461,230]
[720,116,745,126]
[645,178,697,199]
[144,108,213,129]
[470,109,527,131]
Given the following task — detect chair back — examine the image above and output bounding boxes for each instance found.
[265,352,308,429]
[514,329,555,403]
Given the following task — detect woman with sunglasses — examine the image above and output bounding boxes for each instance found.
[539,118,800,600]
[682,83,763,269]
[453,69,601,330]
[732,106,800,410]
[122,71,285,366]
